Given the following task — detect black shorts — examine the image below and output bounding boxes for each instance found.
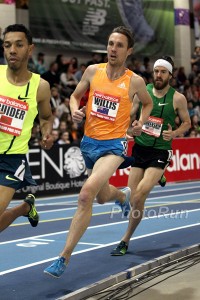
[131,143,173,170]
[0,154,37,190]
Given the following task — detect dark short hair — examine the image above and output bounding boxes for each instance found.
[3,24,33,45]
[109,26,135,49]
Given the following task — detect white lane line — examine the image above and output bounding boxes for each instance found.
[78,242,103,246]
[14,197,200,215]
[150,186,200,194]
[0,222,200,276]
[1,207,200,245]
[0,231,69,245]
[11,183,200,205]
[31,238,54,242]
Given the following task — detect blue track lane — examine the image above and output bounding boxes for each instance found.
[0,181,200,299]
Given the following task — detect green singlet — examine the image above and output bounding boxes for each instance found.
[135,83,176,150]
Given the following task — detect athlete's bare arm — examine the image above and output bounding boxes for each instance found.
[70,64,97,123]
[127,95,140,138]
[129,74,153,135]
[131,94,140,118]
[37,78,54,149]
[162,91,191,140]
[174,92,191,136]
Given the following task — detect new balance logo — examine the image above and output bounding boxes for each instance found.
[6,175,19,181]
[158,103,168,106]
[117,82,126,89]
[82,8,107,35]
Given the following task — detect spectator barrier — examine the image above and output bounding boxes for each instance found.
[15,138,200,199]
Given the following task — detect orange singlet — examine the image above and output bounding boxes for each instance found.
[84,63,133,140]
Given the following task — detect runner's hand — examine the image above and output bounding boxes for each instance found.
[41,134,54,150]
[162,123,174,140]
[132,120,143,136]
[125,133,134,141]
[72,106,86,123]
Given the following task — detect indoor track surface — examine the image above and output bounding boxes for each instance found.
[0,181,200,300]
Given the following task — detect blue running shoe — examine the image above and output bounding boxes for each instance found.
[44,257,67,278]
[115,187,131,217]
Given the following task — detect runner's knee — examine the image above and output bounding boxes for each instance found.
[78,189,93,208]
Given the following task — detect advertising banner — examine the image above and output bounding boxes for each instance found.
[15,144,88,198]
[166,138,200,181]
[29,0,174,56]
[110,138,200,186]
[15,138,200,199]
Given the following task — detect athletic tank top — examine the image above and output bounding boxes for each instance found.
[0,65,40,154]
[84,63,133,140]
[135,83,176,150]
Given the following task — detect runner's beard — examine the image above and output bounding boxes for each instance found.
[153,78,169,90]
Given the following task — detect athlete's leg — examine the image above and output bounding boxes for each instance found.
[0,185,30,232]
[86,155,126,206]
[121,167,164,243]
[96,180,131,218]
[96,182,127,205]
[59,154,124,262]
[158,164,169,187]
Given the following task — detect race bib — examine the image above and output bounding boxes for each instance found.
[142,116,163,137]
[91,91,120,122]
[0,95,28,136]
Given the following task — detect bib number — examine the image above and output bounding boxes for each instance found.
[142,116,163,137]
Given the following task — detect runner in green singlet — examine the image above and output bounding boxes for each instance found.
[111,56,191,256]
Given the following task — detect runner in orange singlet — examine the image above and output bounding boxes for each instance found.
[44,26,153,278]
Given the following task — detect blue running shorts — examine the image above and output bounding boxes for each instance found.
[0,154,37,190]
[80,135,134,169]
